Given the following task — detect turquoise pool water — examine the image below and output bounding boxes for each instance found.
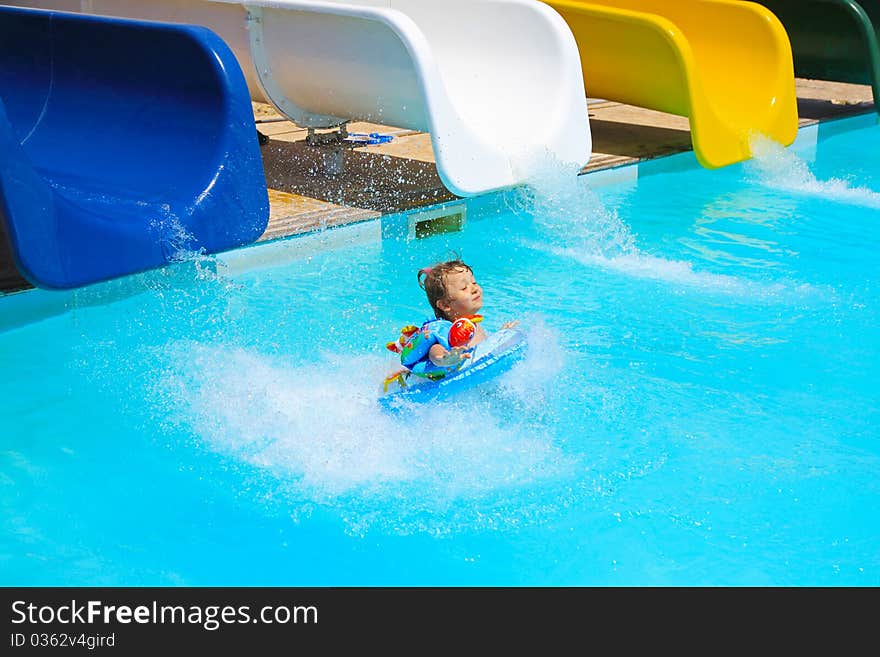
[2,115,878,586]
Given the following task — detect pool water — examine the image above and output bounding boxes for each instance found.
[2,115,879,586]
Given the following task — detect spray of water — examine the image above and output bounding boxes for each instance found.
[747,133,880,207]
[148,320,578,536]
[499,314,567,407]
[149,213,222,283]
[509,150,816,297]
[510,151,636,258]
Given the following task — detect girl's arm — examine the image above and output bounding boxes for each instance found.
[429,343,471,367]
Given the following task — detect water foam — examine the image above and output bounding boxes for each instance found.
[548,246,826,301]
[747,133,880,207]
[150,335,577,536]
[510,151,636,258]
[512,151,821,299]
[500,315,567,404]
[148,213,223,284]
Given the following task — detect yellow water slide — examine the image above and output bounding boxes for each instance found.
[544,0,799,168]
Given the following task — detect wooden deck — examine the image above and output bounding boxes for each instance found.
[1,78,875,293]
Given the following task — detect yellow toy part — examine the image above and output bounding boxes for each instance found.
[544,0,799,168]
[382,368,411,393]
[386,325,420,354]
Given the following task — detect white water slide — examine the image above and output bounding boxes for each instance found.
[12,0,592,196]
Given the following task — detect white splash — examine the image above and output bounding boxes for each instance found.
[510,150,636,258]
[150,340,577,534]
[149,213,221,282]
[511,145,828,301]
[747,133,880,207]
[500,315,567,404]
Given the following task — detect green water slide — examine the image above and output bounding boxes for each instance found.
[757,0,880,111]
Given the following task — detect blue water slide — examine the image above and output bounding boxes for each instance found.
[0,6,269,290]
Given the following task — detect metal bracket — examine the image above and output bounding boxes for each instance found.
[305,124,354,176]
[305,124,349,146]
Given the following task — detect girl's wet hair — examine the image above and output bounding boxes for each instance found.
[417,259,473,320]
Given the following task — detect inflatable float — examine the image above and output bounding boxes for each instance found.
[380,327,527,409]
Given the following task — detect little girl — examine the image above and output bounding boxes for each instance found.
[388,259,517,381]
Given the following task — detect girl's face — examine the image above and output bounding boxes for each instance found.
[438,268,483,320]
